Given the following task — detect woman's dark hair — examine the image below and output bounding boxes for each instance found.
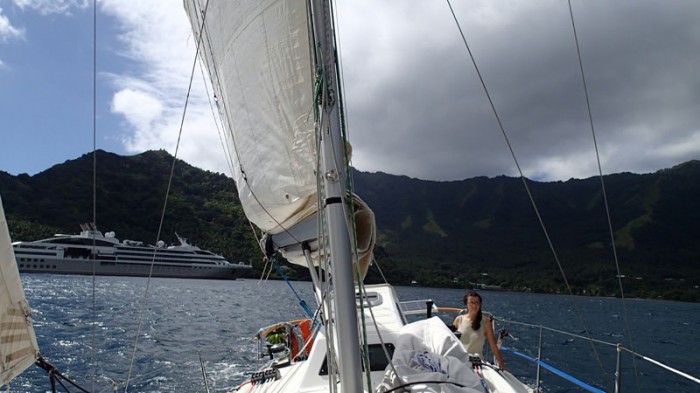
[463,291,482,330]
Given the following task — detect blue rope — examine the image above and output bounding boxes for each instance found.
[473,366,490,393]
[500,346,606,393]
[271,258,314,318]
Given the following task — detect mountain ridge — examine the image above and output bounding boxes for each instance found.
[1,150,697,301]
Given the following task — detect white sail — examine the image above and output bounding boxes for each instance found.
[184,0,375,276]
[185,0,318,234]
[181,2,537,393]
[0,196,39,385]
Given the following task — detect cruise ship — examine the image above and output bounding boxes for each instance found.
[13,223,252,280]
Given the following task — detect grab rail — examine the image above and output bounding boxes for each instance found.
[413,301,698,392]
[496,318,700,392]
[500,345,605,393]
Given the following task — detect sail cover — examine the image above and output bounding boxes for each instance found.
[0,196,39,385]
[184,0,318,234]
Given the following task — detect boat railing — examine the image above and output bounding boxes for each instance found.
[406,301,698,392]
[492,317,700,393]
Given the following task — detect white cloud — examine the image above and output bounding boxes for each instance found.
[653,131,700,161]
[100,0,230,175]
[11,0,89,16]
[0,7,25,42]
[524,153,604,182]
[90,0,700,182]
[111,88,163,138]
[337,0,700,181]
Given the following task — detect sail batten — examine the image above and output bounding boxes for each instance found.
[0,196,39,385]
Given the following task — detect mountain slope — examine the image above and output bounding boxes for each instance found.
[1,151,698,300]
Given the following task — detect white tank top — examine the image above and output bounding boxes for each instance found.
[457,314,486,355]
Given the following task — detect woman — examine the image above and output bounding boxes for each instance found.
[453,291,507,370]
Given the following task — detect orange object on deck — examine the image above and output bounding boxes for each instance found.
[291,319,314,360]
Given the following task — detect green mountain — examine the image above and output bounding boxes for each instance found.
[354,162,700,301]
[1,150,698,301]
[0,150,259,272]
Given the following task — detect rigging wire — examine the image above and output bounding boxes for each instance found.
[192,0,312,250]
[500,317,700,387]
[373,255,390,284]
[122,0,211,391]
[189,13,239,191]
[332,1,401,386]
[188,0,273,275]
[308,2,344,389]
[312,70,340,393]
[35,357,93,393]
[326,0,374,388]
[567,1,641,391]
[444,0,608,378]
[187,0,269,268]
[90,0,98,391]
[500,346,606,393]
[196,55,236,178]
[328,2,383,388]
[271,257,314,318]
[310,65,337,392]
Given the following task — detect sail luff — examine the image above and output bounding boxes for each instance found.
[0,196,39,385]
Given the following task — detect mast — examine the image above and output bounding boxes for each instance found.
[310,0,364,391]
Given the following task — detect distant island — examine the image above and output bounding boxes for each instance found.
[1,150,698,301]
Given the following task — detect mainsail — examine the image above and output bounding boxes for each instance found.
[184,0,375,276]
[0,196,39,385]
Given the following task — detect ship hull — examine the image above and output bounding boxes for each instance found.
[13,224,253,280]
[17,257,249,280]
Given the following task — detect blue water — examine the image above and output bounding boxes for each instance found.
[10,274,700,392]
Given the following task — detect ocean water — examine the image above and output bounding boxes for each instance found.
[9,274,700,393]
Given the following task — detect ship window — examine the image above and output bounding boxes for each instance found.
[319,343,394,375]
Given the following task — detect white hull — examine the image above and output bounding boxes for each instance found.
[13,224,252,280]
[16,257,248,280]
[233,284,533,393]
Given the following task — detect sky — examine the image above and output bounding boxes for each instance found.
[0,0,698,182]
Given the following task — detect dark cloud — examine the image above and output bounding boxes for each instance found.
[337,0,700,181]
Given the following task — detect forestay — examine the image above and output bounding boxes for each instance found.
[0,196,39,385]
